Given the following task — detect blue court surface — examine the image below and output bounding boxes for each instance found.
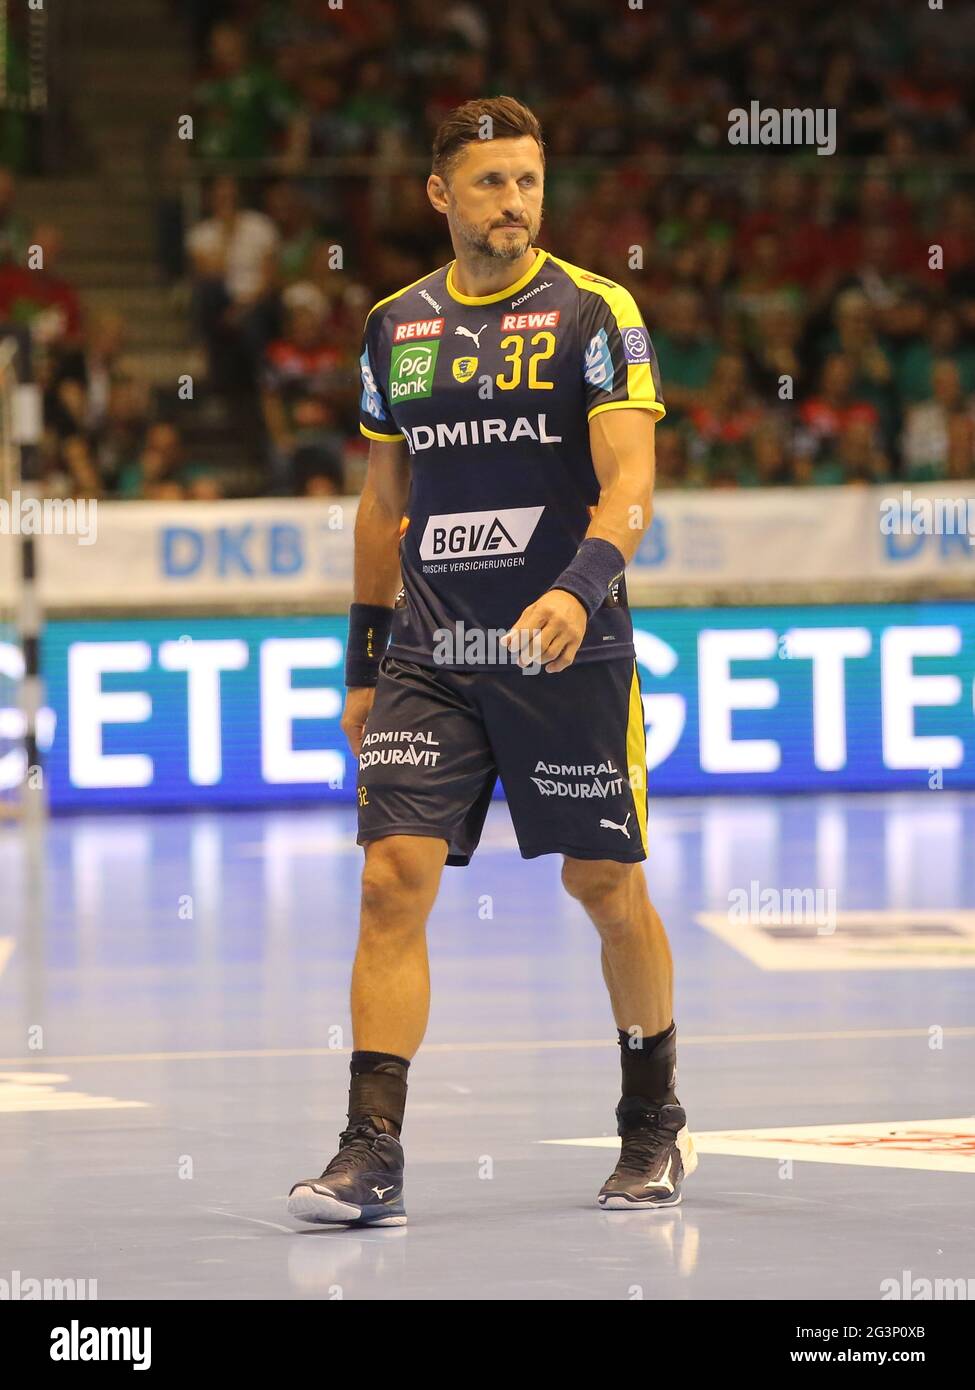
[1,792,973,1301]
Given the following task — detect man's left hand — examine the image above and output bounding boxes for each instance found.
[501,589,588,673]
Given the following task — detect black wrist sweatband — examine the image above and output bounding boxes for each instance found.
[550,538,627,619]
[345,602,394,687]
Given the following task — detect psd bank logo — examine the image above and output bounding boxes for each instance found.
[419,506,544,561]
[390,340,440,402]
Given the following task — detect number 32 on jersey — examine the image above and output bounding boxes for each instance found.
[496,331,556,391]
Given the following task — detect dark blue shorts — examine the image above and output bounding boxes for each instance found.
[356,656,649,866]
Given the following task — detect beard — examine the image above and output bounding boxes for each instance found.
[452,206,541,263]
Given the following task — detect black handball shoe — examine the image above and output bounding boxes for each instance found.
[288,1120,406,1227]
[597,1098,697,1210]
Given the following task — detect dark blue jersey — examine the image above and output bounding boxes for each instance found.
[358,248,665,668]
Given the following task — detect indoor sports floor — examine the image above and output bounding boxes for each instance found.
[1,792,973,1301]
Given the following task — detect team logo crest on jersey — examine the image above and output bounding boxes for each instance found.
[393,318,444,342]
[623,327,651,364]
[390,340,440,401]
[584,328,614,392]
[452,355,478,382]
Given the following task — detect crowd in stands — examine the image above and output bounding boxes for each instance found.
[12,0,975,497]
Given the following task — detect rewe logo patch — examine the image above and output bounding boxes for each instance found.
[419,506,544,561]
[393,318,444,342]
[501,309,561,331]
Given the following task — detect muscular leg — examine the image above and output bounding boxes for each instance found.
[563,858,695,1206]
[561,857,672,1036]
[352,834,448,1058]
[287,833,446,1223]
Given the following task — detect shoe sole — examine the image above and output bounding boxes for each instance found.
[596,1127,698,1211]
[287,1185,407,1227]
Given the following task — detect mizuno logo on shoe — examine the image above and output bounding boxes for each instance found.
[372,1185,394,1199]
[644,1156,674,1193]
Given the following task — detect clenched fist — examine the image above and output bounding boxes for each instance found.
[500,589,588,673]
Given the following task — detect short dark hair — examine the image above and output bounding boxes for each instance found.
[431,96,545,181]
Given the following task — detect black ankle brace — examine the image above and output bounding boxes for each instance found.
[348,1051,410,1133]
[617,1022,678,1107]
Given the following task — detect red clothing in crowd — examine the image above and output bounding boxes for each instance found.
[0,264,83,339]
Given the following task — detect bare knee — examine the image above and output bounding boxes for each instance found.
[561,858,636,935]
[361,836,445,928]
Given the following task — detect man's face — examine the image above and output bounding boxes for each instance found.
[429,135,544,264]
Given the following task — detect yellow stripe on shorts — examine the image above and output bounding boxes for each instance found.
[625,661,649,854]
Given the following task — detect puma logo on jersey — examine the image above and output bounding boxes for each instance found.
[455,323,487,348]
[600,813,631,838]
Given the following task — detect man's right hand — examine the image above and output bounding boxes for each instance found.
[341,687,376,758]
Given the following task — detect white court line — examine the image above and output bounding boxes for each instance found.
[1,1026,973,1067]
[201,1208,295,1234]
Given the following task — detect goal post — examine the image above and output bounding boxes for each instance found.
[0,329,45,823]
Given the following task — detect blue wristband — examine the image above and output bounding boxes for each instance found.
[550,538,626,620]
[345,603,394,687]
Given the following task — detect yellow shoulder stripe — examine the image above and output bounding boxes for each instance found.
[360,424,404,443]
[365,267,449,322]
[588,399,666,422]
[550,255,662,413]
[548,254,636,325]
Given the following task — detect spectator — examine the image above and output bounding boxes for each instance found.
[902,360,973,481]
[0,222,82,345]
[897,307,975,404]
[94,377,153,494]
[839,417,892,485]
[48,311,130,436]
[827,288,897,447]
[742,424,792,487]
[116,421,213,500]
[649,289,718,418]
[186,175,280,393]
[263,180,320,286]
[194,22,297,160]
[687,355,764,484]
[747,302,807,402]
[796,355,881,484]
[261,285,348,495]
